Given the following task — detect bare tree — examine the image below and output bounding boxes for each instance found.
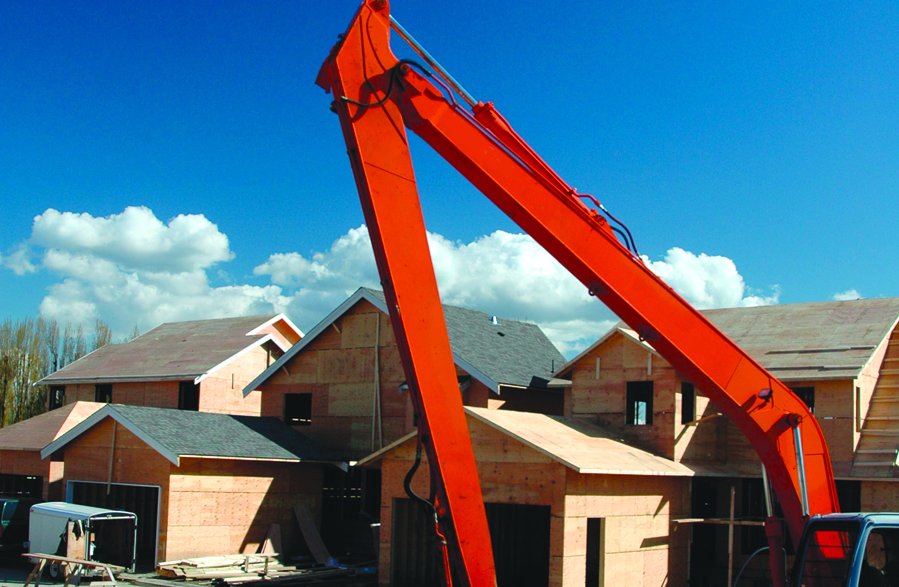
[0,318,49,426]
[93,319,112,351]
[0,315,117,427]
[46,318,60,372]
[124,324,141,343]
[62,322,75,367]
[74,323,87,362]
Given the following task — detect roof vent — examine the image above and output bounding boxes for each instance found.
[490,316,499,325]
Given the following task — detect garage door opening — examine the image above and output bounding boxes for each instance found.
[0,474,42,498]
[390,499,551,587]
[67,481,160,569]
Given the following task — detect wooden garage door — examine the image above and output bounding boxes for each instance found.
[69,481,159,568]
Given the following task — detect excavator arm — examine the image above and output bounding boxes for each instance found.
[317,2,840,585]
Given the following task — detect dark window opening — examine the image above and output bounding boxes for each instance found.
[691,477,718,565]
[791,386,815,414]
[626,381,653,425]
[485,503,551,586]
[285,393,312,426]
[178,381,200,411]
[741,478,767,553]
[681,382,695,425]
[49,385,66,411]
[0,474,43,498]
[321,467,378,557]
[835,480,861,513]
[586,518,603,586]
[95,384,112,403]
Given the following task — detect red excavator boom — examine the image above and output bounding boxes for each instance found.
[317,2,840,585]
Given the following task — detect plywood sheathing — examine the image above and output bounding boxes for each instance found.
[58,415,324,563]
[562,308,899,478]
[40,314,293,385]
[167,458,321,559]
[62,346,268,416]
[62,417,173,563]
[260,301,409,460]
[564,331,680,459]
[375,414,689,587]
[852,329,899,477]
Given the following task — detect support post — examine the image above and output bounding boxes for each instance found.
[728,486,735,587]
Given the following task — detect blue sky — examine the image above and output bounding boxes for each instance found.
[2,1,897,356]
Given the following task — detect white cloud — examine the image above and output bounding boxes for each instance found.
[642,247,779,309]
[833,289,861,301]
[23,207,275,338]
[12,208,776,356]
[253,227,775,357]
[32,206,233,273]
[0,245,37,275]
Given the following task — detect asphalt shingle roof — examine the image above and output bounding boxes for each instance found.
[364,289,564,389]
[104,404,332,461]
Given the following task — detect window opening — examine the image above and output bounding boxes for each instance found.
[178,381,200,411]
[791,386,815,414]
[586,518,603,586]
[681,382,695,425]
[49,385,66,410]
[626,381,653,425]
[95,384,112,403]
[284,393,312,426]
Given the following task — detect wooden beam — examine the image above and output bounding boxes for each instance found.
[682,412,724,427]
[728,486,735,587]
[673,518,766,526]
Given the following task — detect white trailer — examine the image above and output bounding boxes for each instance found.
[28,502,137,575]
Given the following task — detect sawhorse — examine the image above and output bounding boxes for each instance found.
[22,553,123,587]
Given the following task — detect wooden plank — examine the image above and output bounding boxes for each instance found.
[293,504,332,565]
[259,524,281,555]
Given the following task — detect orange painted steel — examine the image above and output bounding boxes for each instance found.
[317,2,497,586]
[319,0,840,583]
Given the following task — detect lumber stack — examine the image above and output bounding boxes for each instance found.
[155,554,369,585]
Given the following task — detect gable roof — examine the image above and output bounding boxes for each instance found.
[245,288,565,394]
[37,314,302,386]
[358,407,693,476]
[0,401,104,452]
[41,404,342,468]
[555,298,899,381]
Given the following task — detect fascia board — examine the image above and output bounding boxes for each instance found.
[247,313,304,341]
[858,315,899,380]
[33,374,204,386]
[40,406,181,466]
[356,432,418,467]
[450,353,498,393]
[195,333,276,384]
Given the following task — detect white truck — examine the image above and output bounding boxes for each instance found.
[28,502,137,577]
